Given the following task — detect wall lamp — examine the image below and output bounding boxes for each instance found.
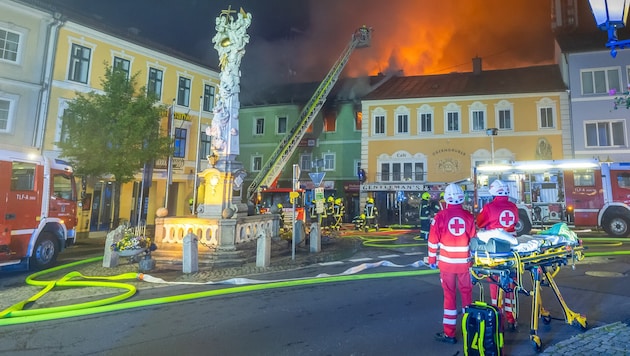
[589,0,630,57]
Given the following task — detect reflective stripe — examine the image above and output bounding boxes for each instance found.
[505,298,514,304]
[438,255,469,264]
[439,244,470,252]
[491,299,497,304]
[504,306,513,312]
[428,242,439,249]
[428,252,437,257]
[444,309,458,316]
[443,318,457,325]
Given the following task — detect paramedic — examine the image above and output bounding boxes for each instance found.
[428,183,476,344]
[476,179,519,330]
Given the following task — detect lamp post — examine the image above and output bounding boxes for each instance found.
[486,128,498,164]
[589,0,630,57]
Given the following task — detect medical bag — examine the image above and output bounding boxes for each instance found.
[462,301,504,356]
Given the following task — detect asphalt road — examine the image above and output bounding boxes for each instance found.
[0,230,629,355]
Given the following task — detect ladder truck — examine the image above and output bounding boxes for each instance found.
[246,26,372,202]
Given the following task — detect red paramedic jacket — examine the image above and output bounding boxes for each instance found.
[427,204,476,273]
[476,196,519,233]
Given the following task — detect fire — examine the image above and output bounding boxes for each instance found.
[247,0,556,85]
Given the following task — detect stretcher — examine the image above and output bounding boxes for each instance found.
[469,231,587,352]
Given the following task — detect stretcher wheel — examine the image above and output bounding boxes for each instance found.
[542,315,551,325]
[530,335,542,353]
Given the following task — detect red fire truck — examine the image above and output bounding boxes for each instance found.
[474,159,630,237]
[256,187,306,229]
[0,148,78,271]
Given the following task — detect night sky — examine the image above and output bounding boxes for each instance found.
[46,0,599,89]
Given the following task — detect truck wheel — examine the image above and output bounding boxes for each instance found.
[30,233,59,270]
[514,210,531,236]
[603,214,630,237]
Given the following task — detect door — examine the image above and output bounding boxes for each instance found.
[90,181,113,231]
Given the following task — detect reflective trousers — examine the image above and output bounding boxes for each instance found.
[440,270,473,338]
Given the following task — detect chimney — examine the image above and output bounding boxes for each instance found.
[472,56,482,75]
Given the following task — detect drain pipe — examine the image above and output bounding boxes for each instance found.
[33,11,64,151]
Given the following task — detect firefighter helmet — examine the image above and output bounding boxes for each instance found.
[327,196,334,203]
[440,192,445,199]
[335,198,342,205]
[444,184,465,205]
[489,180,510,196]
[277,203,283,209]
[421,192,431,200]
[367,197,374,204]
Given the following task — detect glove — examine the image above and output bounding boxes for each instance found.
[429,263,437,270]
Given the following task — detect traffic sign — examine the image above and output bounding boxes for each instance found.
[309,172,326,187]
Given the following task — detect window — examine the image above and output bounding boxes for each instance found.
[0,97,12,132]
[324,113,336,132]
[396,114,409,134]
[381,163,390,181]
[585,121,626,147]
[255,118,264,135]
[444,103,461,133]
[447,112,459,131]
[68,44,91,84]
[203,84,215,112]
[574,170,595,187]
[323,153,335,171]
[375,115,385,134]
[581,67,621,95]
[177,76,191,106]
[53,174,75,200]
[11,162,35,191]
[616,172,630,189]
[355,111,362,131]
[373,108,386,135]
[420,113,432,133]
[277,116,287,134]
[537,98,556,129]
[378,156,427,182]
[0,28,20,62]
[200,131,211,158]
[472,111,485,131]
[252,156,262,172]
[495,100,513,130]
[173,128,187,158]
[300,154,312,172]
[113,57,130,79]
[147,68,163,99]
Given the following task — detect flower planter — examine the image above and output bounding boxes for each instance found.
[116,248,146,257]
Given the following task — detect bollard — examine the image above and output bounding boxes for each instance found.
[183,232,199,274]
[256,230,271,267]
[310,222,321,253]
[139,254,156,272]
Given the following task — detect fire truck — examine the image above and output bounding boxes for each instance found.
[0,148,78,271]
[474,159,630,237]
[257,187,306,230]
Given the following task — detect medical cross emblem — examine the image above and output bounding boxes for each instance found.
[448,217,466,236]
[499,210,515,228]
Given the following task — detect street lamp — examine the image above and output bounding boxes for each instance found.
[486,128,498,164]
[589,0,630,57]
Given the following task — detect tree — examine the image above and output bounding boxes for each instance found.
[57,63,172,227]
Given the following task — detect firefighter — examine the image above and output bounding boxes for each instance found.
[419,192,435,239]
[427,183,476,344]
[332,198,345,230]
[364,197,379,231]
[437,191,447,210]
[308,199,319,224]
[276,203,285,231]
[325,196,335,229]
[353,213,366,230]
[476,179,520,331]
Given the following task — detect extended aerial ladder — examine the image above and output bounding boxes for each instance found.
[247,26,372,201]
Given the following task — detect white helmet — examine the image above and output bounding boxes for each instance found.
[444,183,465,205]
[489,180,509,196]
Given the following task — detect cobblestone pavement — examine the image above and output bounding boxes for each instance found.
[540,322,630,356]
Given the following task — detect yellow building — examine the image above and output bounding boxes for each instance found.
[360,60,570,225]
[38,12,220,236]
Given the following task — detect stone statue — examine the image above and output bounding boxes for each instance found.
[209,6,252,157]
